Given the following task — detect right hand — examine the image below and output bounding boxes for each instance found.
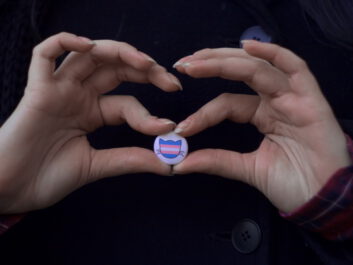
[173,43,351,213]
[0,32,181,214]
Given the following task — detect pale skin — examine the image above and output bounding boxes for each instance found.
[0,32,182,214]
[0,34,350,215]
[173,40,352,213]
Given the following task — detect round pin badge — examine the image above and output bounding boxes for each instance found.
[154,132,188,165]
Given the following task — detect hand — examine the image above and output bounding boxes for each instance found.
[0,32,181,214]
[173,41,351,212]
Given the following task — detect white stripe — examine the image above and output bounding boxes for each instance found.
[161,147,180,152]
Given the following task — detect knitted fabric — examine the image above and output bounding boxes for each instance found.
[0,0,46,124]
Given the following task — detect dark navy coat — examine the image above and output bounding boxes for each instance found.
[0,0,353,264]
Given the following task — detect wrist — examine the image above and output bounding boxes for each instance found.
[281,135,353,240]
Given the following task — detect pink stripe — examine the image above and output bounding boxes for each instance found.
[161,144,180,149]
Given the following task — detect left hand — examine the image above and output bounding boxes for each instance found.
[173,41,351,213]
[0,33,181,214]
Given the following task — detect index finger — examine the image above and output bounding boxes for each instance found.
[178,56,289,96]
[242,40,309,76]
[28,32,95,82]
[89,40,156,70]
[55,40,157,82]
[242,40,322,95]
[175,93,260,137]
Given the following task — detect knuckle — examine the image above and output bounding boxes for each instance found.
[117,41,136,52]
[122,95,136,104]
[185,113,198,126]
[220,93,236,107]
[213,149,226,173]
[249,60,268,82]
[197,108,212,128]
[128,95,138,103]
[216,93,233,108]
[123,96,139,110]
[218,92,232,101]
[194,48,211,56]
[32,44,43,56]
[158,65,167,72]
[216,93,234,116]
[271,43,281,50]
[56,31,75,39]
[32,32,77,58]
[150,64,166,75]
[296,57,308,70]
[32,44,51,59]
[269,43,285,57]
[118,41,129,47]
[253,59,268,69]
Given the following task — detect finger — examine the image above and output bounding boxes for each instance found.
[175,93,260,137]
[173,149,256,187]
[173,48,258,74]
[193,47,249,59]
[90,40,156,70]
[242,40,321,95]
[89,147,172,182]
[175,48,249,66]
[99,95,176,135]
[84,63,182,94]
[177,56,289,95]
[28,32,95,82]
[55,40,158,82]
[54,52,98,82]
[242,40,309,76]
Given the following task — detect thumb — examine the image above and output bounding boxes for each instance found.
[173,149,256,187]
[88,147,171,182]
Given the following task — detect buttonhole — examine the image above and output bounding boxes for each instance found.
[208,231,232,242]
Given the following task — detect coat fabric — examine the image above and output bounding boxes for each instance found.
[0,0,353,264]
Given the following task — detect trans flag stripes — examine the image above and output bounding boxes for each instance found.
[159,139,182,159]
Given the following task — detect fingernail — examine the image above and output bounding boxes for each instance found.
[173,62,191,68]
[240,39,257,46]
[172,55,193,68]
[146,56,156,63]
[174,120,190,134]
[139,52,156,63]
[169,74,183,91]
[158,118,176,126]
[172,61,182,68]
[79,36,96,45]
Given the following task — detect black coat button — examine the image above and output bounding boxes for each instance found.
[231,219,262,254]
